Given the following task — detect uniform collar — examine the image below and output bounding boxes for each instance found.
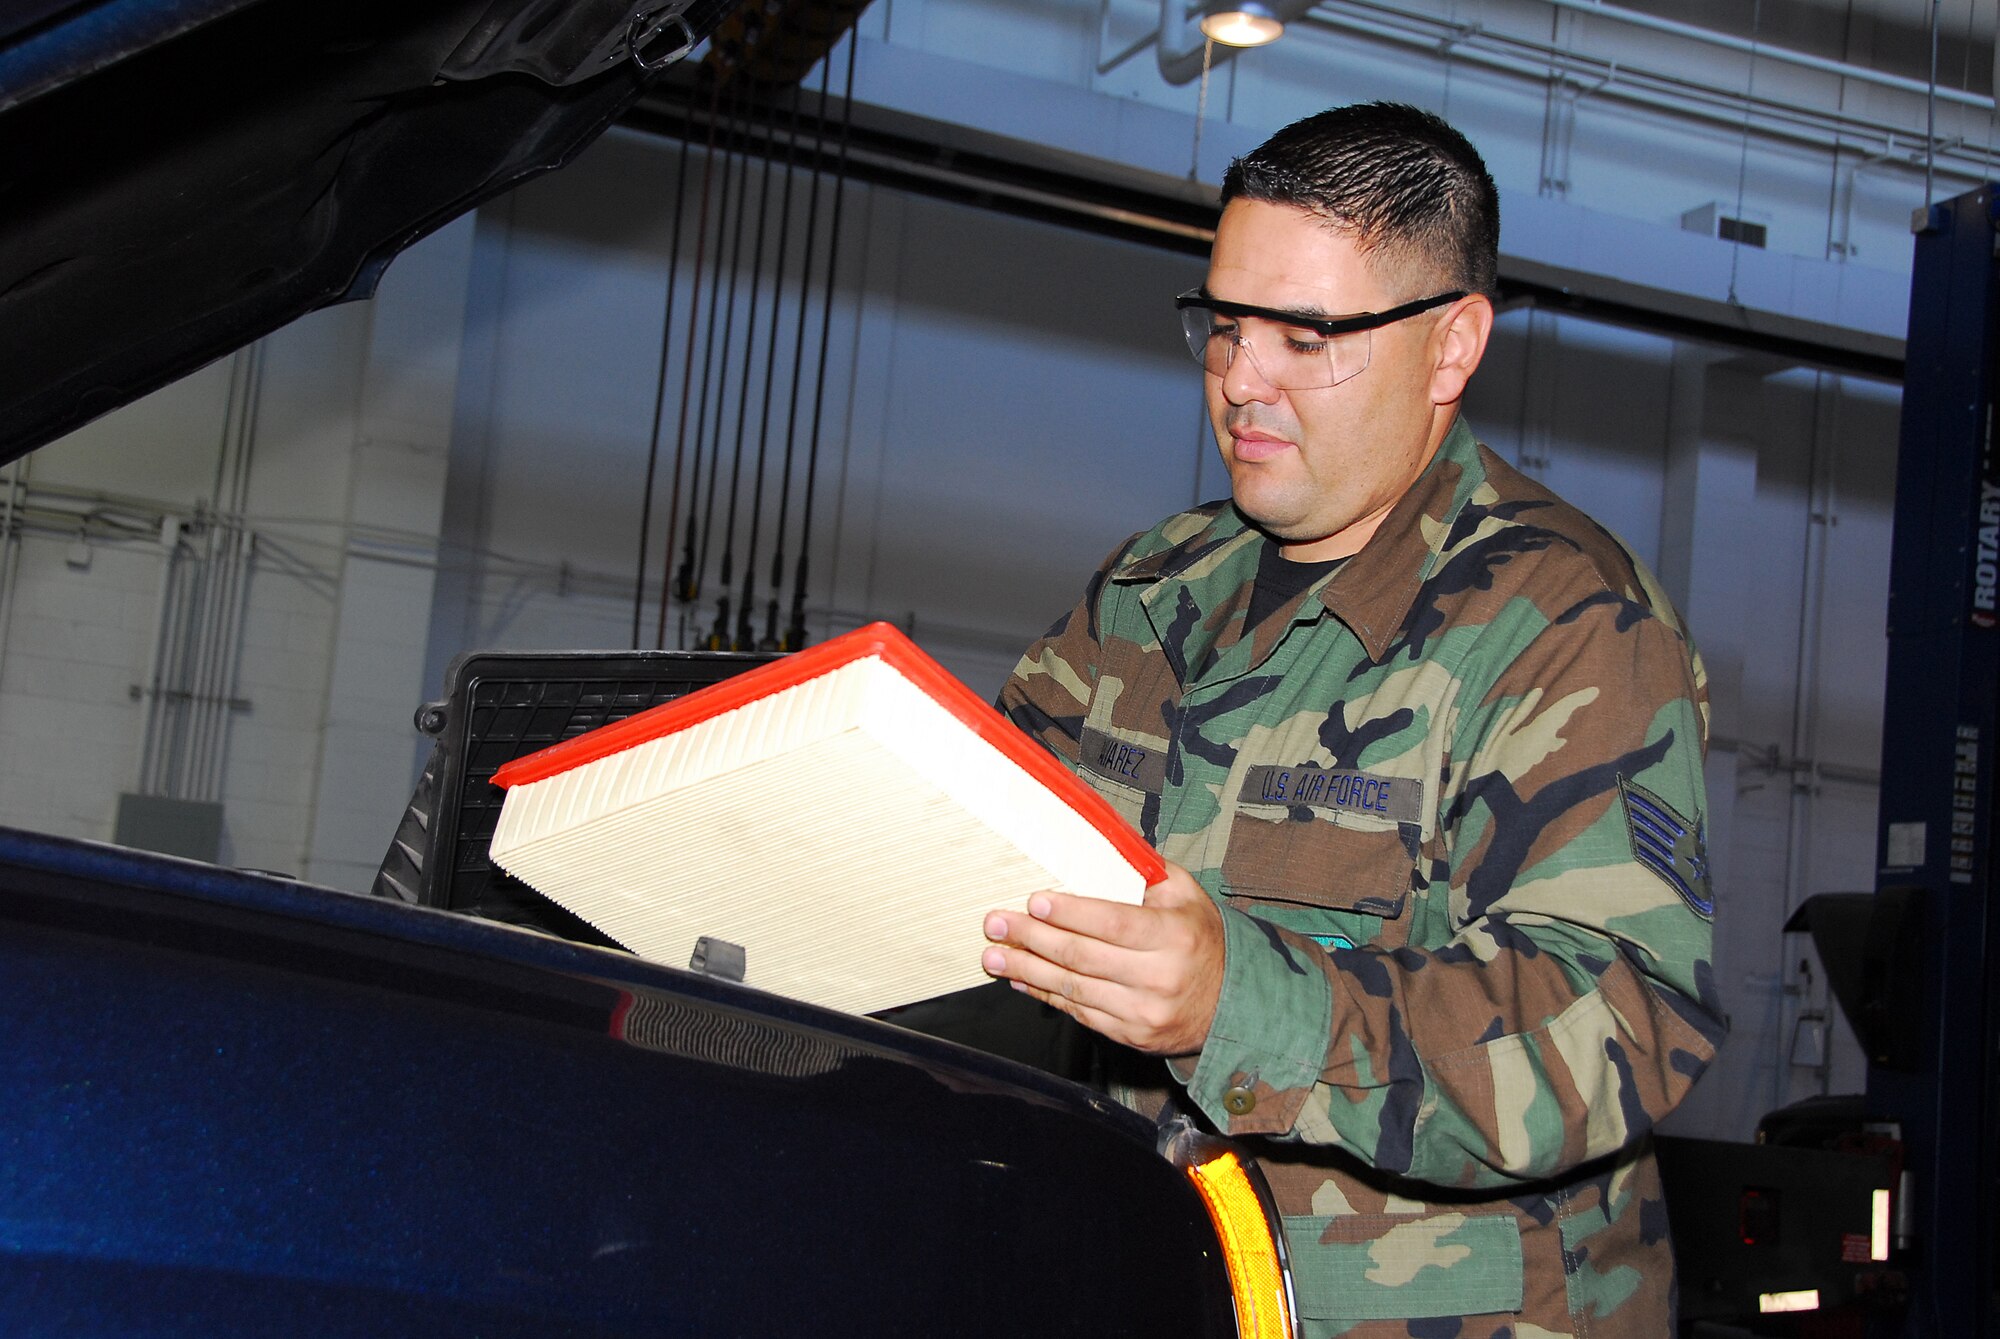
[1110,417,1484,680]
[1319,416,1483,663]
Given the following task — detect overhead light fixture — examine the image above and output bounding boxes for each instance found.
[1200,0,1284,47]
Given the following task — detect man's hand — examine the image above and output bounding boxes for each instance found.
[980,861,1224,1057]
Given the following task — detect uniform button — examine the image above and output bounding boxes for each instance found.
[1222,1085,1257,1116]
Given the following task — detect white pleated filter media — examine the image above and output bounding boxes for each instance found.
[488,654,1148,1015]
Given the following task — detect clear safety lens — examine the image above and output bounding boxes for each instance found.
[1179,306,1372,389]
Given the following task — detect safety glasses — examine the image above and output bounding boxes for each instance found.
[1175,288,1465,389]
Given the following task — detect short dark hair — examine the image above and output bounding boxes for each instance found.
[1219,102,1499,298]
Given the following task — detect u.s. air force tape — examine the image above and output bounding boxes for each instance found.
[1238,765,1422,824]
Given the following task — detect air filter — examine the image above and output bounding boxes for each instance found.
[489,622,1162,1015]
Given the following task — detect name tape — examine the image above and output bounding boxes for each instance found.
[1079,727,1169,794]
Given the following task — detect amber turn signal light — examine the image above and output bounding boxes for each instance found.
[1161,1115,1297,1339]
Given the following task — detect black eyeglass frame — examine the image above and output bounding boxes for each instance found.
[1174,288,1469,340]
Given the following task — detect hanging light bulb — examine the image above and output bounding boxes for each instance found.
[1199,0,1284,47]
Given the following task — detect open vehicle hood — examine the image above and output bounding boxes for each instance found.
[0,0,736,466]
[0,823,1248,1335]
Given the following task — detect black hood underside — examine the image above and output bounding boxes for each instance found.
[0,0,736,465]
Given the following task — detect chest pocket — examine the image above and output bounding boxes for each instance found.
[1076,770,1150,839]
[1074,626,1179,839]
[1221,808,1421,952]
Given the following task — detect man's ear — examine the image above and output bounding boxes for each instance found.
[1429,293,1495,407]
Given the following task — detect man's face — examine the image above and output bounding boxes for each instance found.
[1202,199,1455,561]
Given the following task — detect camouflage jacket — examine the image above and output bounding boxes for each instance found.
[1000,419,1724,1336]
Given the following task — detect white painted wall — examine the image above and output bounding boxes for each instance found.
[0,0,1941,1141]
[0,215,475,883]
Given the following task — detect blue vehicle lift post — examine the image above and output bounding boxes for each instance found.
[1872,181,2000,1337]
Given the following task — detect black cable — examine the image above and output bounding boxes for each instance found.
[632,126,693,649]
[767,65,831,651]
[692,80,753,643]
[739,80,803,652]
[711,83,780,651]
[677,76,745,625]
[785,32,859,653]
[662,73,726,646]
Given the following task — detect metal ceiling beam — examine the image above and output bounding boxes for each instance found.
[1537,0,1992,111]
[624,46,1904,379]
[1307,0,2000,182]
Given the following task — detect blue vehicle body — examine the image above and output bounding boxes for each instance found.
[0,826,1241,1336]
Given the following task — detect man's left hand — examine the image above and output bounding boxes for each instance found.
[981,861,1224,1057]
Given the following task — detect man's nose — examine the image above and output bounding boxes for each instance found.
[1220,336,1283,405]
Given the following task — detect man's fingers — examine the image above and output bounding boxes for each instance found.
[981,942,1099,1008]
[985,944,1189,1052]
[983,946,1134,1036]
[977,861,1223,1055]
[983,907,1131,981]
[1017,889,1155,948]
[986,860,1207,954]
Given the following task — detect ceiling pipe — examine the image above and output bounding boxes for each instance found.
[1095,0,1160,75]
[1536,0,1991,112]
[1307,0,1998,180]
[1113,0,1991,111]
[1155,0,1224,84]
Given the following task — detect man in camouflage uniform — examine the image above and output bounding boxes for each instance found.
[981,103,1723,1336]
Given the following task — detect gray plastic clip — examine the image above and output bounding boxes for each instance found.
[689,936,746,982]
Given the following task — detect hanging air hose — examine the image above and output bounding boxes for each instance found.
[636,6,866,653]
[677,77,747,639]
[709,82,781,651]
[663,74,727,647]
[631,116,693,650]
[739,80,805,652]
[692,80,754,648]
[784,31,859,652]
[766,55,833,651]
